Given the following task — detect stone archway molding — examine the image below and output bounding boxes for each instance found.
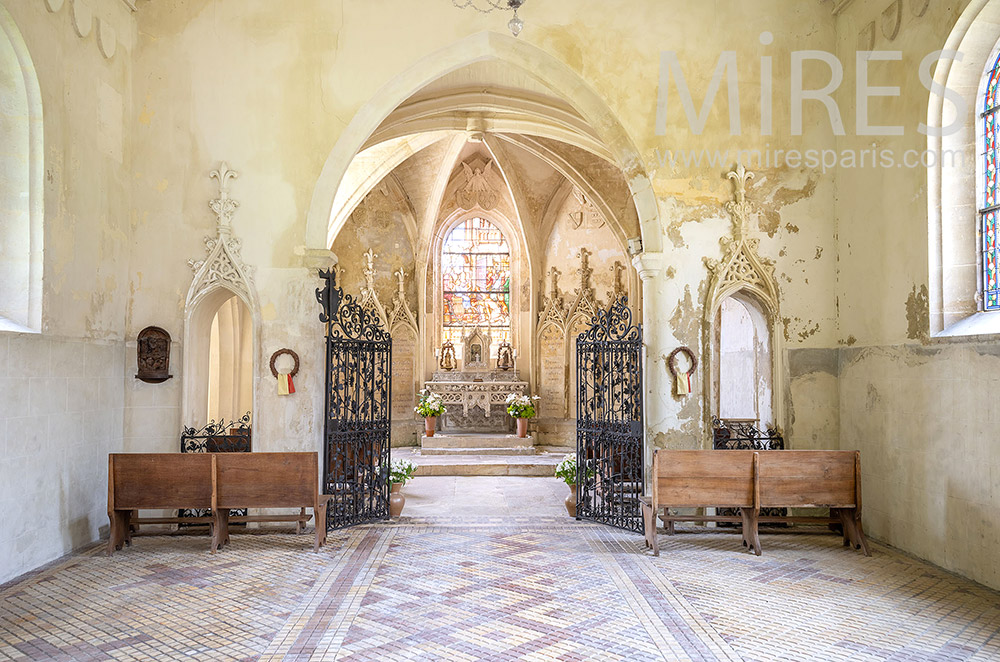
[304,31,661,254]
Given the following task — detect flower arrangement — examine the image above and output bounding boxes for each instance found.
[505,393,540,419]
[414,389,446,417]
[389,458,417,486]
[554,453,593,485]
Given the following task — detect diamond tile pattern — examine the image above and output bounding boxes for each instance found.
[1,517,999,660]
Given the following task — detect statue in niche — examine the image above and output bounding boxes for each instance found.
[439,341,457,371]
[496,342,515,371]
[471,343,482,364]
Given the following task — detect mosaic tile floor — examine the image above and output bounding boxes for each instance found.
[1,477,999,661]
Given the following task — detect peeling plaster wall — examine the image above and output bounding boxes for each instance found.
[834,0,1000,589]
[0,0,134,584]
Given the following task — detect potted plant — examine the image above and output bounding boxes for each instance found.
[415,389,446,437]
[388,457,417,518]
[555,453,579,517]
[505,393,540,438]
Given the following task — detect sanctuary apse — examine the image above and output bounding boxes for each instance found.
[331,141,637,446]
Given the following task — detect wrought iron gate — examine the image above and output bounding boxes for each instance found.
[576,296,644,532]
[316,269,391,529]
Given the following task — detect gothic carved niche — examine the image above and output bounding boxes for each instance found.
[387,268,419,335]
[703,164,782,439]
[538,266,568,330]
[457,159,500,211]
[705,165,779,314]
[568,188,606,230]
[136,326,172,383]
[358,249,389,328]
[462,328,492,370]
[568,247,603,325]
[186,162,258,314]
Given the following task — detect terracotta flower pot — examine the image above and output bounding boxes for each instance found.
[389,482,405,518]
[516,417,528,438]
[424,416,437,437]
[565,483,577,518]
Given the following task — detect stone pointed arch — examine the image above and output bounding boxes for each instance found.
[305,31,660,253]
[182,164,261,430]
[702,166,783,441]
[703,237,780,320]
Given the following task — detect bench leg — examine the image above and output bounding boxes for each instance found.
[641,501,657,554]
[838,508,871,556]
[296,507,307,535]
[108,510,126,555]
[314,502,328,552]
[212,510,230,553]
[740,508,761,556]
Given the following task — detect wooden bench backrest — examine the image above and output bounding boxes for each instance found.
[109,453,214,510]
[215,452,318,509]
[758,450,859,508]
[653,450,757,508]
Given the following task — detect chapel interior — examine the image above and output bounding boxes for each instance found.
[2,0,1000,660]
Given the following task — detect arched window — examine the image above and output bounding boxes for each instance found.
[983,50,1000,310]
[441,217,511,353]
[0,7,42,332]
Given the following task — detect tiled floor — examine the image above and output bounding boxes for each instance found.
[1,477,999,661]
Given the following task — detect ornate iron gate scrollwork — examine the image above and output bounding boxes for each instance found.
[576,296,644,532]
[317,269,391,529]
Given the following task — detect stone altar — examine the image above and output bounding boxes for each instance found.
[424,370,528,433]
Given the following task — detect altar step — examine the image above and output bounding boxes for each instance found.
[420,433,535,455]
[394,446,574,477]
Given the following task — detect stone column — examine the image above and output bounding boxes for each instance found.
[631,251,666,494]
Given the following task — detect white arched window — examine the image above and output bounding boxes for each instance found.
[441,217,511,355]
[0,7,42,332]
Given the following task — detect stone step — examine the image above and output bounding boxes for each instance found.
[420,446,537,456]
[421,434,534,450]
[393,447,566,477]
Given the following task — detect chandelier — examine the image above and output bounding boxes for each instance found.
[452,0,527,37]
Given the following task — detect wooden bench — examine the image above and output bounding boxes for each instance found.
[107,452,330,555]
[212,452,328,552]
[641,449,869,557]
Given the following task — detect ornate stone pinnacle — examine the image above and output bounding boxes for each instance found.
[726,163,755,240]
[395,268,406,298]
[363,249,377,293]
[577,248,593,293]
[209,162,239,230]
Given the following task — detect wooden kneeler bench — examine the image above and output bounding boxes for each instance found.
[107,452,331,555]
[641,449,869,557]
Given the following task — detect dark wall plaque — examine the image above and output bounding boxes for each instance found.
[136,326,173,383]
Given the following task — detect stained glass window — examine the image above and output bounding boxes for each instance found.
[983,50,1000,310]
[442,217,511,351]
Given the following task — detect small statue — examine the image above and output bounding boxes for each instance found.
[439,341,457,371]
[496,342,514,371]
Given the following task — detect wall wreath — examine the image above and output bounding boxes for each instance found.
[269,348,300,379]
[667,346,698,378]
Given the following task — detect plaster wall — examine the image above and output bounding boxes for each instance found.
[0,0,134,584]
[834,0,1000,590]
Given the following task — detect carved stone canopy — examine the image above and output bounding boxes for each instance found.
[462,327,492,370]
[186,162,257,313]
